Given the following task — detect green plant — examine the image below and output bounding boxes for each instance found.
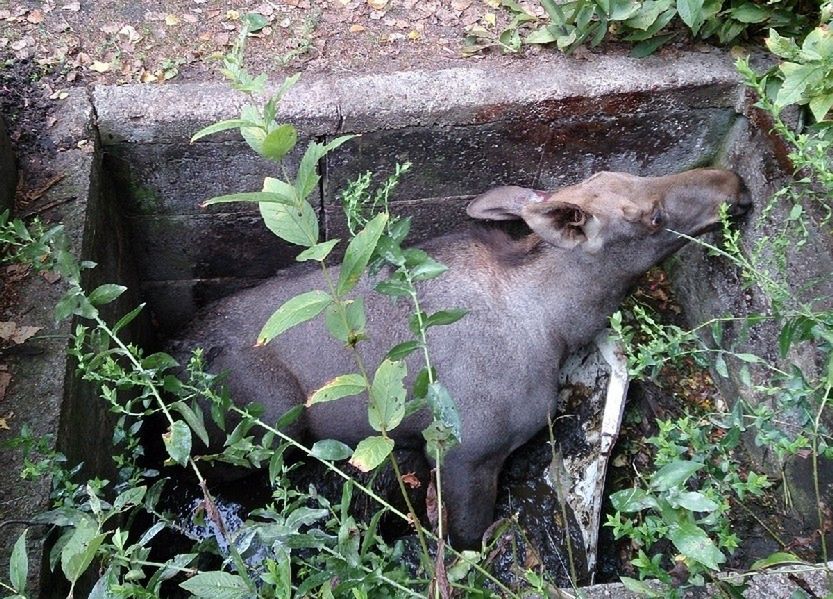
[606,27,833,591]
[471,0,823,57]
[1,24,560,599]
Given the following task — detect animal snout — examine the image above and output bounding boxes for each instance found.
[729,173,753,217]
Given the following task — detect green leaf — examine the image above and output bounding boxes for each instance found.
[311,439,353,461]
[88,284,126,306]
[386,340,422,361]
[257,290,331,345]
[750,551,804,571]
[275,405,303,430]
[244,11,269,32]
[171,401,210,447]
[112,303,145,335]
[630,32,676,57]
[410,258,448,281]
[297,239,340,262]
[715,353,729,378]
[676,0,704,35]
[201,191,294,207]
[10,529,27,593]
[259,177,318,246]
[349,435,394,472]
[163,420,192,467]
[729,2,768,23]
[667,521,725,570]
[609,488,659,512]
[307,374,367,406]
[525,27,558,44]
[142,352,179,372]
[620,577,663,597]
[337,212,388,296]
[262,124,298,161]
[776,62,824,108]
[809,92,833,122]
[651,460,703,492]
[179,571,251,598]
[369,359,407,432]
[426,382,461,442]
[296,135,355,201]
[240,105,267,155]
[324,298,366,344]
[62,522,106,583]
[190,119,257,143]
[425,309,468,329]
[375,275,412,297]
[609,0,641,20]
[765,30,801,60]
[734,352,762,363]
[113,486,147,510]
[673,491,719,512]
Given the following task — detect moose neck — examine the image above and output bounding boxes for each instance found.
[506,237,667,353]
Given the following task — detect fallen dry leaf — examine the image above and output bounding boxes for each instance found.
[0,322,16,340]
[11,326,41,345]
[118,24,142,42]
[90,60,111,73]
[42,271,61,283]
[27,9,44,24]
[368,0,389,9]
[165,14,180,26]
[183,14,198,24]
[401,472,421,488]
[0,416,9,430]
[61,2,81,11]
[349,24,366,32]
[100,22,123,35]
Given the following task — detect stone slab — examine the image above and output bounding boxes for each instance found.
[104,139,310,216]
[126,212,304,283]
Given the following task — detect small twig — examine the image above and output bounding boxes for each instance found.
[21,195,76,219]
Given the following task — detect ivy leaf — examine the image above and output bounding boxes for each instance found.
[257,290,331,346]
[349,435,394,472]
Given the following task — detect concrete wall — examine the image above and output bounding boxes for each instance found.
[93,52,743,334]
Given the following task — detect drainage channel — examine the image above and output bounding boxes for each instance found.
[8,52,830,596]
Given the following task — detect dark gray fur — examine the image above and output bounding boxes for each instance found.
[175,168,750,547]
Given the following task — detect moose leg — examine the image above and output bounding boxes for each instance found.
[440,456,502,549]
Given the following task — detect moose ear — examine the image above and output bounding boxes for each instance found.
[523,201,603,252]
[467,186,547,221]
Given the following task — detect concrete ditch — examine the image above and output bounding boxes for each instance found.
[1,51,831,594]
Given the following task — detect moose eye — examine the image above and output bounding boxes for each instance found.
[650,210,664,227]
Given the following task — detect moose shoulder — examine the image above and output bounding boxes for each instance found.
[177,168,750,548]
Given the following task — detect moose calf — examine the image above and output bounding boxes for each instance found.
[177,168,750,548]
